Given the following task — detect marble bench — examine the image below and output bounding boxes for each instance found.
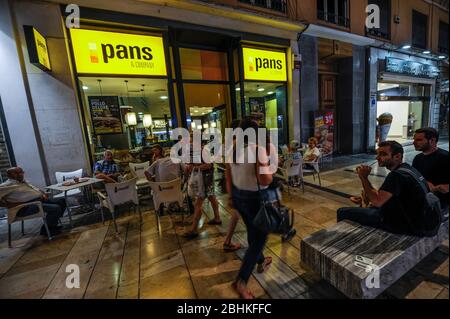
[300,220,449,299]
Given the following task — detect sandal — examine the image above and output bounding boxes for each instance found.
[223,242,241,252]
[350,196,363,207]
[182,231,199,239]
[207,219,222,225]
[231,280,255,299]
[256,257,273,273]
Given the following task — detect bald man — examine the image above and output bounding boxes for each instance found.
[0,167,66,236]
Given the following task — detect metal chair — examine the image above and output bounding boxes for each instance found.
[148,178,185,232]
[97,178,140,233]
[303,155,322,186]
[1,185,51,247]
[276,158,304,194]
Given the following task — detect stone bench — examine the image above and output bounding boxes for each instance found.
[300,220,449,299]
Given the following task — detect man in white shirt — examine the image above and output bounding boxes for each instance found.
[0,167,66,236]
[145,156,183,182]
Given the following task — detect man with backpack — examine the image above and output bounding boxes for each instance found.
[413,127,449,218]
[337,141,442,237]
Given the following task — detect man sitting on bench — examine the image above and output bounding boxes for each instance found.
[337,141,431,236]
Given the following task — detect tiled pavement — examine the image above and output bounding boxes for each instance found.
[0,180,447,299]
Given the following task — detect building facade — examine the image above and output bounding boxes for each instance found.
[0,0,448,186]
[0,0,305,187]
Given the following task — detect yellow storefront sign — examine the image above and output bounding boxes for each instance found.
[33,28,51,71]
[70,29,167,76]
[243,47,286,82]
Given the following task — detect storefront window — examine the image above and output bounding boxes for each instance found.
[183,83,230,138]
[243,82,288,145]
[179,48,228,81]
[377,81,431,144]
[78,77,173,162]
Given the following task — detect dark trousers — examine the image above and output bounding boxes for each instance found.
[232,187,268,283]
[17,198,66,227]
[337,206,383,228]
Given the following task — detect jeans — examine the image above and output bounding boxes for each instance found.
[232,186,268,283]
[337,206,383,228]
[17,198,66,227]
[379,124,391,142]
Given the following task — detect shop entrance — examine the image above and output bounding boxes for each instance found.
[377,81,431,144]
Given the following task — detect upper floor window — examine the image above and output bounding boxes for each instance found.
[438,21,449,55]
[317,0,350,28]
[412,10,428,49]
[238,0,287,14]
[366,0,391,40]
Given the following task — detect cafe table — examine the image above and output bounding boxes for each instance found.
[45,177,104,227]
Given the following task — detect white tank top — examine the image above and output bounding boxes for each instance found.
[230,144,268,192]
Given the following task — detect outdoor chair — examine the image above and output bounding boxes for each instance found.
[129,161,151,201]
[303,155,322,186]
[1,185,51,248]
[97,178,141,233]
[54,169,83,199]
[148,178,185,232]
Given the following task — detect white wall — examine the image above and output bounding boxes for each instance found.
[0,0,47,186]
[12,0,90,184]
[377,101,409,137]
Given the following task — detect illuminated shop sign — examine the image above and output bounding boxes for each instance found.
[385,57,439,78]
[24,25,51,71]
[243,47,287,82]
[70,29,167,76]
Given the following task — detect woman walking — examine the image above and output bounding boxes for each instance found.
[226,118,276,299]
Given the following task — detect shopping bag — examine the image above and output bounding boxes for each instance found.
[187,168,204,198]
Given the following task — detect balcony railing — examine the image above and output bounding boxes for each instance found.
[238,0,287,14]
[318,10,350,28]
[366,27,390,40]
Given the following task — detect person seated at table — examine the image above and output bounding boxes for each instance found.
[286,140,302,161]
[151,144,164,163]
[0,167,66,236]
[93,150,120,183]
[303,137,320,169]
[145,145,183,182]
[145,145,184,215]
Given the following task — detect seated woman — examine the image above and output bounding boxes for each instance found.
[303,137,320,169]
[93,150,120,183]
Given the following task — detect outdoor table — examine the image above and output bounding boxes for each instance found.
[45,177,104,227]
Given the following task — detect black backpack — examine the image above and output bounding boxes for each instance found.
[397,167,443,237]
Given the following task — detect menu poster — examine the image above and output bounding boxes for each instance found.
[249,97,266,127]
[88,96,123,135]
[314,111,334,156]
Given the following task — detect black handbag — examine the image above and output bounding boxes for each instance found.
[252,151,294,235]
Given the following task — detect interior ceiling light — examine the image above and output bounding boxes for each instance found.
[160,95,168,100]
[402,45,411,49]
